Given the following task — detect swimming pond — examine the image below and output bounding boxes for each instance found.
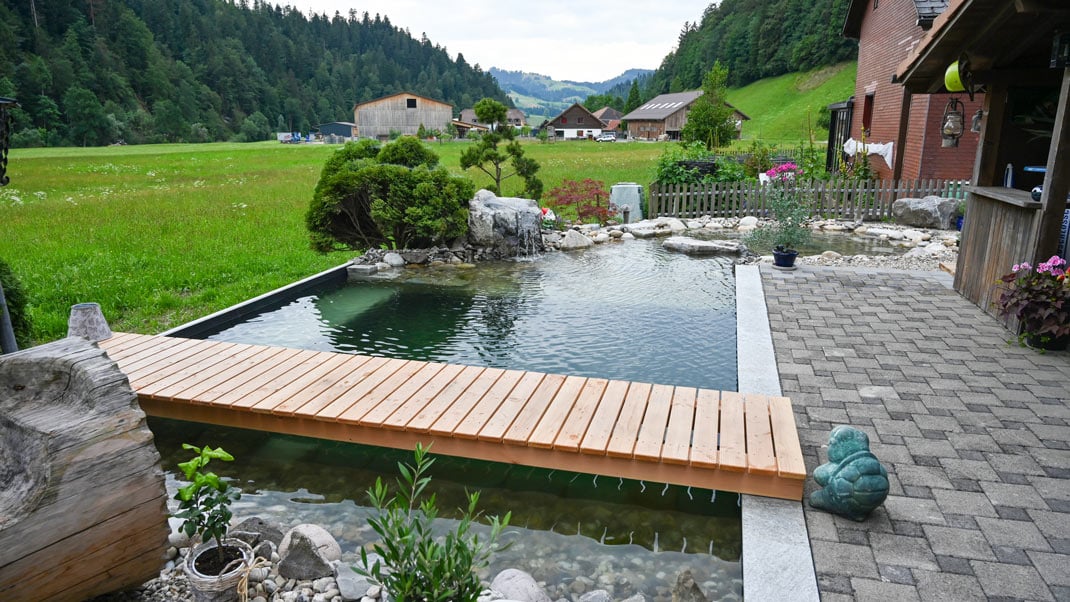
[175,239,750,597]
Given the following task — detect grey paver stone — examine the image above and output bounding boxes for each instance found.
[972,560,1054,601]
[913,570,986,602]
[985,452,1045,475]
[1027,551,1070,587]
[940,458,1000,481]
[851,577,921,602]
[869,533,939,570]
[894,465,953,489]
[883,495,946,525]
[1028,510,1070,540]
[923,525,996,560]
[947,432,1002,452]
[810,540,879,579]
[975,517,1052,551]
[933,489,998,518]
[980,480,1051,509]
[1030,475,1070,501]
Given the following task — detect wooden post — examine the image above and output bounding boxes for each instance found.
[1032,68,1070,263]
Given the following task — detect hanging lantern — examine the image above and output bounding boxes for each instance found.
[941,97,965,148]
[970,108,984,134]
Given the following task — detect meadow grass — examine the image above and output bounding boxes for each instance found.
[2,140,666,344]
[2,62,852,347]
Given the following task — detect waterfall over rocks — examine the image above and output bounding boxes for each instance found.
[468,189,544,259]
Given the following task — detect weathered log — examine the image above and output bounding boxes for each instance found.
[0,337,169,601]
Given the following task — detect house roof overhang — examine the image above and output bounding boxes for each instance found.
[896,0,1070,94]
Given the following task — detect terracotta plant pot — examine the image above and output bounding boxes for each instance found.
[185,538,253,602]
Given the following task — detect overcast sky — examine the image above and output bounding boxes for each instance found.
[298,1,713,82]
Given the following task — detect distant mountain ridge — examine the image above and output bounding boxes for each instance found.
[489,67,653,119]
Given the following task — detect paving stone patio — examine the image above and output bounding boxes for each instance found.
[760,266,1070,602]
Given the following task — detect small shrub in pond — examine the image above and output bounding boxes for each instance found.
[358,444,510,602]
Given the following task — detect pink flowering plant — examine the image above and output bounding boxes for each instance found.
[745,162,811,252]
[993,255,1070,348]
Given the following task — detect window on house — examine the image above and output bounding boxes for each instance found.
[561,117,567,124]
[578,116,584,123]
[406,98,417,109]
[862,93,874,136]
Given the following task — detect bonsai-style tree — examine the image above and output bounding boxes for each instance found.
[460,98,543,199]
[173,444,241,566]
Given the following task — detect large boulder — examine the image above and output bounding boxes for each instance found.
[891,196,959,229]
[468,190,544,257]
[662,237,743,255]
[278,524,342,580]
[489,569,551,602]
[557,229,594,251]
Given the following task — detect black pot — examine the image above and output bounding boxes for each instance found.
[772,248,799,268]
[1025,334,1070,351]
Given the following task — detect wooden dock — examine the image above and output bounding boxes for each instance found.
[98,333,806,500]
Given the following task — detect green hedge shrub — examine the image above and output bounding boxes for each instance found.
[306,139,472,251]
[0,258,32,348]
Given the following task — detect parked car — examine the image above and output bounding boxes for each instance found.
[596,132,616,142]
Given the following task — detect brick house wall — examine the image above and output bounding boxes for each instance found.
[849,0,980,180]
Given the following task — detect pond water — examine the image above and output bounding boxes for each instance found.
[205,237,739,391]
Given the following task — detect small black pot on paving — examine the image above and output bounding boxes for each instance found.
[772,246,799,269]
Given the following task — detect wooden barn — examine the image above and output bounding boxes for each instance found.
[621,91,749,141]
[353,93,453,140]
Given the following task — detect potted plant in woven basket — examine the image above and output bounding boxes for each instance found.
[993,255,1070,351]
[173,444,251,602]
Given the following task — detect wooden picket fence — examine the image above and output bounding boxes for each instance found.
[648,179,969,220]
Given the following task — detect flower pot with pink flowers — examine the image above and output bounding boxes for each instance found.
[993,255,1070,351]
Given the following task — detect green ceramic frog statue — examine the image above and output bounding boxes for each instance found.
[809,425,889,521]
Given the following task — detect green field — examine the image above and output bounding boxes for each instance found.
[2,140,669,344]
[1,63,856,345]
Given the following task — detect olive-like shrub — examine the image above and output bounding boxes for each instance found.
[306,138,472,252]
[0,258,32,348]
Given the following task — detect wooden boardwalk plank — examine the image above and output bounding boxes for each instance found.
[380,363,468,430]
[98,333,807,501]
[528,376,587,449]
[502,373,567,446]
[553,377,609,452]
[605,381,652,458]
[633,384,675,461]
[247,352,357,413]
[690,389,721,468]
[744,394,778,476]
[200,349,321,406]
[454,369,526,439]
[289,356,394,417]
[476,371,546,442]
[406,365,487,432]
[334,361,432,423]
[718,392,747,472]
[359,362,452,427]
[165,346,297,401]
[127,341,235,390]
[136,342,244,397]
[769,395,807,479]
[579,379,630,454]
[429,368,510,436]
[662,387,697,465]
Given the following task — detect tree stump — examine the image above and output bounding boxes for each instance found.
[0,337,169,601]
